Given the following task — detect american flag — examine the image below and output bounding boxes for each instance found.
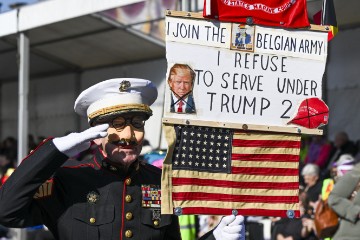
[161,125,301,218]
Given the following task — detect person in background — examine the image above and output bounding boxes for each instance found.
[0,78,244,240]
[304,135,332,170]
[302,163,323,211]
[325,132,357,178]
[328,162,360,240]
[319,154,355,240]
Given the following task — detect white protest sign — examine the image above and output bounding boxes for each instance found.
[164,15,328,129]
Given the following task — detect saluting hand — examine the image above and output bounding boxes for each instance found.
[213,215,245,240]
[53,124,109,157]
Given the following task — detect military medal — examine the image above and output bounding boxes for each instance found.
[141,184,161,208]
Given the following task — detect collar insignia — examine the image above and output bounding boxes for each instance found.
[87,191,100,204]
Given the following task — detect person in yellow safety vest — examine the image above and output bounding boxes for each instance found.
[179,215,197,240]
[321,154,355,240]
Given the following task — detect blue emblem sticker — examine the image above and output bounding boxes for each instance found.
[174,207,182,216]
[286,210,295,218]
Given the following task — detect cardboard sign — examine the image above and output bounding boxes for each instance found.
[164,15,328,130]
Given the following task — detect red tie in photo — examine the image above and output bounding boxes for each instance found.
[177,100,184,113]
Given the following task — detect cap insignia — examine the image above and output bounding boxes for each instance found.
[119,80,131,92]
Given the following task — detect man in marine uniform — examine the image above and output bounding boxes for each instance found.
[0,78,244,240]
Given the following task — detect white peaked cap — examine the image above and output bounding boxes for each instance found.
[74,78,158,125]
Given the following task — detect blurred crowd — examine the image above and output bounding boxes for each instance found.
[1,131,360,240]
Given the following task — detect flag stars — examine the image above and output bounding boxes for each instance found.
[173,125,231,173]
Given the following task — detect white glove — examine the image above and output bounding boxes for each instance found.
[53,124,109,157]
[213,215,245,240]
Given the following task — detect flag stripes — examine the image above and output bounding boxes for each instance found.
[180,207,295,217]
[172,186,298,197]
[231,167,298,175]
[172,170,298,182]
[232,139,301,148]
[172,177,299,189]
[172,192,299,203]
[231,153,299,162]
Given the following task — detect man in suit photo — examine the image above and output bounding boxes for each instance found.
[168,63,196,114]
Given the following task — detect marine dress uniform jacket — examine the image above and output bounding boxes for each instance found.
[0,139,215,240]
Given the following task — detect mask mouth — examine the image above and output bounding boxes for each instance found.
[110,138,138,148]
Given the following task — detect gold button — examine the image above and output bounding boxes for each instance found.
[89,218,96,224]
[125,178,131,185]
[154,220,159,226]
[125,212,133,220]
[125,195,132,203]
[125,230,133,238]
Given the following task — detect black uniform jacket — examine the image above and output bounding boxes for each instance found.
[0,139,215,240]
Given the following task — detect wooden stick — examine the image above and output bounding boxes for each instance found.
[162,117,323,135]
